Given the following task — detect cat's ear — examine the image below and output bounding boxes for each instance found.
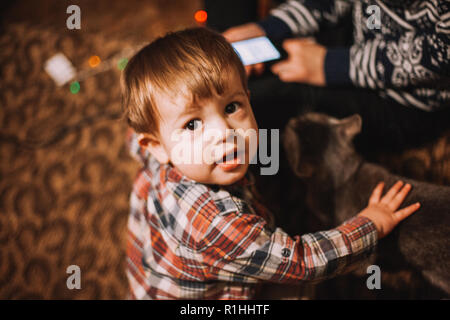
[283,125,315,178]
[339,114,362,139]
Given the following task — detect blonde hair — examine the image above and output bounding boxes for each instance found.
[122,27,247,134]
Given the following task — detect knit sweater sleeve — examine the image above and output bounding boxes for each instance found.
[257,0,352,41]
[325,30,449,92]
[347,31,449,90]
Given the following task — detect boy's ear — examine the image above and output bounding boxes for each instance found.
[138,133,170,164]
[338,114,362,140]
[247,89,251,99]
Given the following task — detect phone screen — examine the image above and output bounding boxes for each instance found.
[231,36,281,66]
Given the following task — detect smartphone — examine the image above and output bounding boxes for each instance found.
[231,36,284,66]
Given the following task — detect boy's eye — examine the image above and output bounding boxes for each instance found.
[185,119,202,131]
[225,102,240,114]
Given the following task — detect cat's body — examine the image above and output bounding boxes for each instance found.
[283,113,450,296]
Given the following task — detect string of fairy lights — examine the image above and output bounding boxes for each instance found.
[68,51,133,94]
[2,9,210,149]
[66,9,208,94]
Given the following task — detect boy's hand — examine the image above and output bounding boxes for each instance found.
[358,181,420,239]
[222,23,266,77]
[271,38,326,86]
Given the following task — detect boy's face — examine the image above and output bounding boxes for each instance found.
[140,68,258,185]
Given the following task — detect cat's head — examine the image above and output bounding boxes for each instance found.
[283,113,362,181]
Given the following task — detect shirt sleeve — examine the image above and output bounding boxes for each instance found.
[201,210,377,283]
[324,47,352,85]
[258,0,352,41]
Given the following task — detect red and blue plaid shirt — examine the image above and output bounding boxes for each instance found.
[125,129,378,299]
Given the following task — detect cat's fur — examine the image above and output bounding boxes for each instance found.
[283,112,450,296]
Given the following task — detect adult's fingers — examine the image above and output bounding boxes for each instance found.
[369,182,384,204]
[278,70,297,82]
[245,63,265,76]
[223,23,266,43]
[394,202,420,223]
[380,181,404,204]
[282,39,300,53]
[282,37,315,52]
[244,65,253,76]
[300,37,316,44]
[222,28,241,42]
[254,63,265,76]
[271,60,289,75]
[271,62,297,82]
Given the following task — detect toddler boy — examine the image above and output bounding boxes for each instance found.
[122,27,420,299]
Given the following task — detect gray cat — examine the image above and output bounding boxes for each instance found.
[283,112,450,296]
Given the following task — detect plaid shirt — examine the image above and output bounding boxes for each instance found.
[125,129,378,300]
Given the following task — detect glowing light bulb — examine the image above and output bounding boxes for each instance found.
[70,81,80,94]
[194,10,207,23]
[118,58,128,70]
[88,55,101,68]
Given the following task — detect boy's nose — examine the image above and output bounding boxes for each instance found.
[208,117,232,143]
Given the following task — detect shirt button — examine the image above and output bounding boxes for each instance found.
[281,248,291,258]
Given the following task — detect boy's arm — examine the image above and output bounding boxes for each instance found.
[200,181,419,283]
[200,211,377,283]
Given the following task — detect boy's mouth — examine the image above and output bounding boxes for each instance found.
[216,148,244,171]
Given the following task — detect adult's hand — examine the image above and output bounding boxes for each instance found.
[223,23,266,76]
[271,38,327,86]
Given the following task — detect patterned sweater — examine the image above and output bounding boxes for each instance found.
[258,0,450,111]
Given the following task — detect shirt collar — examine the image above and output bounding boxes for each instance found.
[163,162,254,190]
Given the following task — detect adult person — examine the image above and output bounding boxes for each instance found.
[223,0,450,153]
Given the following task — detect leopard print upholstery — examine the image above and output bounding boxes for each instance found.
[0,23,142,299]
